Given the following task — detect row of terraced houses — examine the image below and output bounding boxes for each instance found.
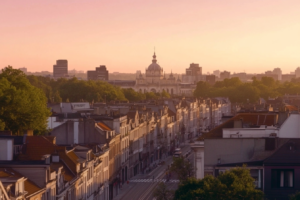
[0,98,231,200]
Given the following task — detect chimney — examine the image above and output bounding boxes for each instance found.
[23,130,33,136]
[42,154,51,164]
[52,154,59,162]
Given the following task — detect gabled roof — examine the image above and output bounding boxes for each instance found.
[25,179,43,198]
[18,136,80,176]
[22,136,56,160]
[264,139,300,165]
[168,108,176,117]
[97,122,112,131]
[285,105,298,111]
[0,168,24,179]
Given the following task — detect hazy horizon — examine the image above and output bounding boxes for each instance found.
[1,0,300,74]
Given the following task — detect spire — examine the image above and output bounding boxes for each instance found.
[177,76,181,82]
[152,52,157,63]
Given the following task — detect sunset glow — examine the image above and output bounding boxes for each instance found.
[1,0,300,73]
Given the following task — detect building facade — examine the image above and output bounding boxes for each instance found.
[53,60,68,78]
[87,66,109,81]
[135,53,181,95]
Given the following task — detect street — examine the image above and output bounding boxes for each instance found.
[114,143,194,200]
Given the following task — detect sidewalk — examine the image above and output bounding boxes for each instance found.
[113,181,134,200]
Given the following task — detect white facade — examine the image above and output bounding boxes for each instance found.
[135,53,181,95]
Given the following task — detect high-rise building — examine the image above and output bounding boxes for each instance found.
[87,65,109,81]
[186,63,202,76]
[220,71,230,80]
[53,60,68,78]
[182,63,204,84]
[295,67,300,78]
[19,67,27,73]
[205,75,216,85]
[272,68,282,80]
[213,70,220,78]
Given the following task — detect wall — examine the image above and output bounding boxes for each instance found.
[204,138,266,167]
[264,166,300,200]
[47,117,64,129]
[0,139,13,161]
[223,128,279,138]
[279,114,300,138]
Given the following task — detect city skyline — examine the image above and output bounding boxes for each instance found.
[1,0,300,74]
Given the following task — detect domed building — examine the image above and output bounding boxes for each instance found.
[135,53,181,95]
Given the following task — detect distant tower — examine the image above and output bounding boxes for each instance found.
[87,65,109,81]
[273,68,282,80]
[295,67,300,78]
[53,60,68,78]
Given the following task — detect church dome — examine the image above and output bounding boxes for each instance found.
[147,53,162,71]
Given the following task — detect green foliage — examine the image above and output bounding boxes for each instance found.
[122,88,145,102]
[290,191,300,200]
[145,92,159,100]
[53,90,62,103]
[0,66,51,135]
[174,166,264,200]
[153,182,174,200]
[26,73,173,104]
[0,119,5,131]
[161,90,171,98]
[193,81,212,98]
[193,77,300,103]
[170,157,194,182]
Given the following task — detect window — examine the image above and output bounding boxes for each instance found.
[272,169,294,188]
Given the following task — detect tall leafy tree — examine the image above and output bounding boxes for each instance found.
[122,88,146,101]
[174,166,264,200]
[161,90,171,98]
[170,157,194,182]
[53,90,62,103]
[153,182,174,200]
[0,66,51,135]
[193,81,212,98]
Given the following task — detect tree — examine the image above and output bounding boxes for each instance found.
[27,75,53,102]
[0,66,51,135]
[153,182,174,200]
[193,81,212,98]
[174,166,264,200]
[229,84,260,104]
[145,92,158,100]
[0,119,5,131]
[53,90,62,103]
[161,90,171,98]
[122,88,145,102]
[170,157,194,182]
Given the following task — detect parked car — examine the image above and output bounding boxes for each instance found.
[173,151,182,158]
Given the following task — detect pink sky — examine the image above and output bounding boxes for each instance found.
[1,0,300,74]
